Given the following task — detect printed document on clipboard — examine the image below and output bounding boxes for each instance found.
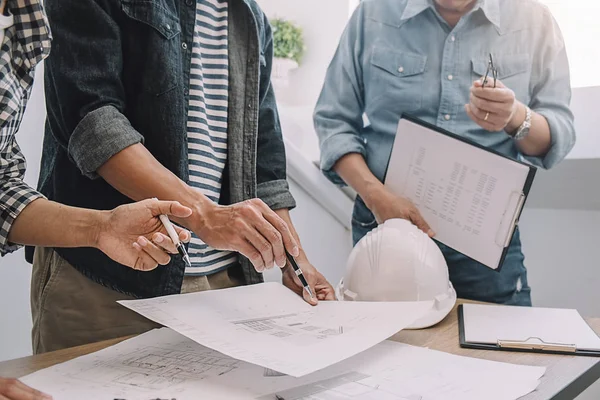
[384,115,536,270]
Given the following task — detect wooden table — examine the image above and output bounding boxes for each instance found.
[1,301,599,400]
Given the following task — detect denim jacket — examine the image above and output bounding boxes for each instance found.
[27,0,295,298]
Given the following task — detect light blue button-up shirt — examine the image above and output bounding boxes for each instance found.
[314,0,575,185]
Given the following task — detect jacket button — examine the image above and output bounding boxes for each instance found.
[186,0,193,6]
[182,42,188,50]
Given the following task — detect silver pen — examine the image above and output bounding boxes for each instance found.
[159,214,191,268]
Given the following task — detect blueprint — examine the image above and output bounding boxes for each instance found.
[119,282,433,376]
[21,328,547,400]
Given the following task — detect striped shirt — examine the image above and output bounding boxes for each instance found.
[185,0,237,275]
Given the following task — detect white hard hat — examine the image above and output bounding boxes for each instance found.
[337,219,456,329]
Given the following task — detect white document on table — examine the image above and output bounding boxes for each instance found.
[463,303,600,352]
[118,282,433,377]
[21,328,547,400]
[385,116,535,269]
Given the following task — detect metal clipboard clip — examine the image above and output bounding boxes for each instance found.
[495,190,526,248]
[497,337,577,353]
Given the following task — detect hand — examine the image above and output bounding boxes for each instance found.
[192,198,300,272]
[365,185,434,237]
[0,377,52,399]
[465,79,524,133]
[96,199,192,271]
[281,254,336,305]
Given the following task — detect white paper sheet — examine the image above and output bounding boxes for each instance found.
[385,118,532,269]
[463,303,600,351]
[21,328,546,400]
[118,282,433,377]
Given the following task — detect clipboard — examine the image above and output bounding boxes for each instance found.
[383,114,537,271]
[457,304,600,357]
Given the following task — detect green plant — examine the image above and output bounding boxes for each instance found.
[271,18,305,64]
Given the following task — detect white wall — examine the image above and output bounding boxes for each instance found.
[520,209,600,316]
[256,0,352,108]
[566,87,600,160]
[0,64,45,361]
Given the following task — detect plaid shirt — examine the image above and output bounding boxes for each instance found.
[0,0,51,255]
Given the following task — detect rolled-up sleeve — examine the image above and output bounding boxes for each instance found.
[44,0,143,180]
[525,10,575,169]
[313,6,366,185]
[69,105,143,179]
[0,136,44,255]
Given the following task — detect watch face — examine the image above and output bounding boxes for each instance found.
[514,108,532,140]
[515,123,530,140]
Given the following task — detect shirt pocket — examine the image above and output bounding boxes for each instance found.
[471,54,531,103]
[369,47,427,113]
[121,0,182,96]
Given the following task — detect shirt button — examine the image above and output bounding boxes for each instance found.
[447,75,453,81]
[444,114,451,121]
[182,42,188,50]
[451,35,456,42]
[398,66,404,73]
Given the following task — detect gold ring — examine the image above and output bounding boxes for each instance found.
[484,112,490,121]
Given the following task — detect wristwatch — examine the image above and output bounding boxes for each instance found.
[512,106,532,141]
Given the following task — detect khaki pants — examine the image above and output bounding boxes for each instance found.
[31,247,244,354]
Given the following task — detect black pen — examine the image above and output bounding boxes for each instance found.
[285,250,314,300]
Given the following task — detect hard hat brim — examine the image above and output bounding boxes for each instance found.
[404,284,457,330]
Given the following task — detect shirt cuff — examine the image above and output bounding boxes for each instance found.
[69,105,144,179]
[0,182,45,256]
[319,133,367,185]
[257,179,296,211]
[522,109,576,169]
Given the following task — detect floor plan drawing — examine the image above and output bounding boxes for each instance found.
[233,313,345,346]
[69,346,240,391]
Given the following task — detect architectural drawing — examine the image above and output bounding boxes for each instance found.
[233,313,345,346]
[69,346,240,391]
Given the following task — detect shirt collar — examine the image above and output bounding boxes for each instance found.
[400,0,433,22]
[400,0,501,31]
[477,0,501,30]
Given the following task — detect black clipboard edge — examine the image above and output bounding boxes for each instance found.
[384,114,538,272]
[457,304,600,358]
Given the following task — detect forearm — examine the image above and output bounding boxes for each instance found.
[333,153,384,210]
[97,143,208,230]
[8,198,104,248]
[506,101,552,157]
